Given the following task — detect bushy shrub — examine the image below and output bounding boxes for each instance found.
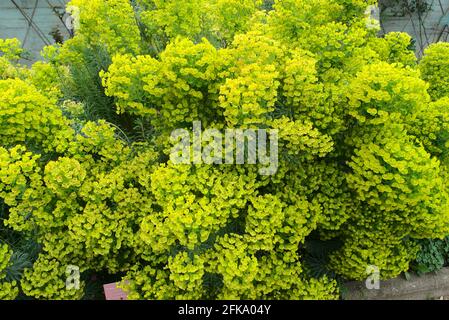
[0,0,449,300]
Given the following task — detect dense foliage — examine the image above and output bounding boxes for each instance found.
[1,0,449,300]
[412,237,449,275]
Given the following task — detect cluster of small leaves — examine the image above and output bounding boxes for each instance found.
[411,238,449,275]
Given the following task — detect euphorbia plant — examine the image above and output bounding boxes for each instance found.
[0,0,449,300]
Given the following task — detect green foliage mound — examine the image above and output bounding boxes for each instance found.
[1,0,449,299]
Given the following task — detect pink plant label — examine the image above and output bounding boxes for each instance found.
[103,281,129,300]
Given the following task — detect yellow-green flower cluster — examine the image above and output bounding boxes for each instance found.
[0,39,23,61]
[330,218,420,280]
[0,244,19,300]
[368,32,417,67]
[21,256,84,300]
[136,0,262,46]
[420,42,449,100]
[347,62,430,124]
[407,97,449,164]
[102,38,220,130]
[0,79,73,151]
[67,0,141,55]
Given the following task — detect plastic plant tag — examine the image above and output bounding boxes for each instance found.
[103,281,129,300]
